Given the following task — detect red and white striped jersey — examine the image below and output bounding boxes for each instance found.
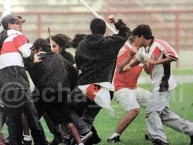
[0,29,32,69]
[114,45,143,91]
[136,38,178,91]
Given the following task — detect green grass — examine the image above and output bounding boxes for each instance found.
[140,68,193,77]
[93,82,193,145]
[2,83,193,145]
[172,69,193,75]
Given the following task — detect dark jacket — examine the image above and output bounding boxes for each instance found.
[60,50,75,65]
[75,20,131,85]
[26,53,77,92]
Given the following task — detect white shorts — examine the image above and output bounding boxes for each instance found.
[113,88,151,111]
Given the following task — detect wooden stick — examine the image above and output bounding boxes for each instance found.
[48,27,53,51]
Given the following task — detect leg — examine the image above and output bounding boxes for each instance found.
[23,99,48,145]
[108,88,140,143]
[0,107,6,129]
[5,107,23,145]
[0,131,5,145]
[116,108,140,134]
[43,113,63,145]
[146,90,168,144]
[115,88,141,135]
[161,107,193,135]
[22,113,32,145]
[136,87,151,108]
[67,123,82,144]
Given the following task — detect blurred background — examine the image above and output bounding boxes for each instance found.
[0,0,193,69]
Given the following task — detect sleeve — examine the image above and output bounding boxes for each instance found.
[14,34,32,58]
[105,19,131,48]
[156,40,179,61]
[136,48,144,63]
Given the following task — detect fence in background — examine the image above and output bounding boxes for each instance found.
[4,9,193,68]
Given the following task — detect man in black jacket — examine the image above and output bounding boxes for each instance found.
[73,17,131,144]
[25,38,92,145]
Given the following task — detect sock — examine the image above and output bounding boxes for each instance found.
[111,133,120,138]
[23,135,32,141]
[78,143,84,145]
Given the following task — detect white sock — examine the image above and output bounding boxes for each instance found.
[23,135,32,141]
[111,133,120,138]
[78,143,84,145]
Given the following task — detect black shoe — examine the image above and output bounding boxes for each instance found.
[190,135,193,145]
[152,139,169,145]
[49,138,64,145]
[107,135,121,143]
[85,136,101,145]
[90,126,101,144]
[23,140,32,145]
[145,134,150,140]
[85,132,101,145]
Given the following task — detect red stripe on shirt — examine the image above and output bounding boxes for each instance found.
[1,35,27,54]
[149,46,162,76]
[155,39,177,58]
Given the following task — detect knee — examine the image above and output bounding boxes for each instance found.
[146,110,161,119]
[67,122,75,129]
[129,108,140,116]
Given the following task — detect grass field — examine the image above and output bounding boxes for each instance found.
[92,82,193,145]
[2,81,193,145]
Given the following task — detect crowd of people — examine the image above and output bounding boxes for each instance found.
[0,13,193,145]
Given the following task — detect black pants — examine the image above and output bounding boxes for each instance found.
[4,94,48,145]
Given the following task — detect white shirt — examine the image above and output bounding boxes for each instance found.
[136,38,179,91]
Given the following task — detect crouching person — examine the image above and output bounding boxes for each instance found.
[25,38,91,145]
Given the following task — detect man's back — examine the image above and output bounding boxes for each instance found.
[75,19,131,85]
[27,53,71,92]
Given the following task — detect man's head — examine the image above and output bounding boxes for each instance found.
[90,18,106,35]
[1,14,24,30]
[31,38,51,53]
[72,34,86,48]
[131,24,153,47]
[132,24,153,39]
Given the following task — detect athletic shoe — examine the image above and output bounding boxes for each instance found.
[190,135,193,145]
[80,131,93,143]
[107,135,121,143]
[152,139,169,145]
[23,135,32,145]
[72,131,93,145]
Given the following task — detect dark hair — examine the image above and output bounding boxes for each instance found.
[32,38,51,52]
[49,34,71,49]
[132,24,153,39]
[90,18,106,34]
[0,30,8,50]
[71,34,86,48]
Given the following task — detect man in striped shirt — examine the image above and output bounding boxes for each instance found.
[0,14,48,145]
[120,24,193,145]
